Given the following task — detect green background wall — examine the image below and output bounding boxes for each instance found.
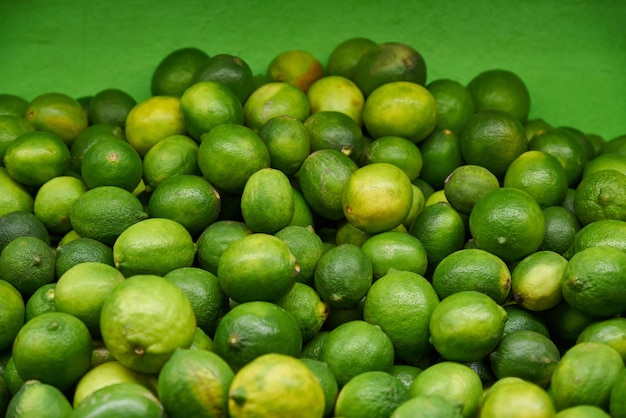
[0,0,624,140]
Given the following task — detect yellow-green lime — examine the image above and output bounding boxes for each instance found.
[195,220,252,275]
[299,358,339,418]
[551,342,624,410]
[267,49,324,93]
[363,269,439,364]
[227,353,325,418]
[5,380,73,418]
[275,282,328,342]
[151,47,209,97]
[100,274,196,374]
[69,185,148,245]
[577,317,626,362]
[584,152,626,179]
[148,174,221,236]
[321,320,394,386]
[313,243,373,309]
[564,219,626,258]
[12,311,92,391]
[432,248,511,304]
[444,165,500,215]
[189,327,215,352]
[511,250,567,311]
[3,131,70,187]
[213,301,302,371]
[429,290,508,362]
[157,348,234,418]
[334,219,371,246]
[326,36,378,80]
[574,169,626,225]
[390,364,423,390]
[274,225,325,285]
[0,280,24,351]
[54,262,124,336]
[409,361,483,418]
[334,370,409,418]
[113,218,196,277]
[363,135,423,181]
[391,395,464,418]
[360,231,428,279]
[300,330,331,361]
[479,377,556,418]
[427,78,476,134]
[528,127,588,187]
[307,75,365,126]
[258,115,311,176]
[0,236,56,297]
[0,114,35,163]
[73,360,158,408]
[403,184,426,229]
[198,123,270,194]
[241,168,294,234]
[142,134,200,192]
[125,95,186,156]
[362,81,437,143]
[25,92,88,145]
[489,330,560,388]
[164,267,229,337]
[556,405,612,418]
[561,246,626,318]
[25,282,56,321]
[34,175,87,234]
[0,168,34,216]
[72,382,164,418]
[243,81,311,133]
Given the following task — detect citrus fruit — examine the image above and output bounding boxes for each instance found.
[391,395,464,418]
[574,169,626,225]
[427,78,476,133]
[68,123,125,173]
[163,267,229,337]
[100,274,196,374]
[418,128,464,189]
[432,248,511,304]
[0,114,35,162]
[334,370,409,418]
[556,406,611,418]
[267,49,324,93]
[528,127,588,187]
[460,109,528,178]
[469,187,545,263]
[390,364,423,390]
[409,361,483,418]
[54,262,124,336]
[304,110,364,161]
[195,220,252,275]
[502,304,550,337]
[141,134,200,191]
[148,174,221,236]
[353,42,427,95]
[197,123,270,194]
[298,148,358,220]
[189,327,215,352]
[0,236,55,298]
[409,202,467,273]
[180,80,244,140]
[72,360,157,408]
[24,283,56,321]
[3,357,23,397]
[72,382,165,417]
[151,46,209,97]
[551,342,624,410]
[362,81,437,143]
[33,175,87,234]
[326,36,378,80]
[12,311,92,391]
[258,115,311,176]
[228,353,325,418]
[5,380,73,418]
[25,91,88,144]
[360,231,428,279]
[300,330,331,360]
[363,135,423,181]
[510,250,566,311]
[313,243,373,309]
[466,68,531,122]
[88,88,137,127]
[0,280,24,351]
[363,269,439,364]
[539,205,581,255]
[157,348,234,418]
[489,330,560,388]
[275,282,328,342]
[560,246,626,318]
[479,377,556,418]
[243,81,311,132]
[3,131,70,187]
[429,290,508,362]
[342,162,414,234]
[577,317,626,362]
[55,236,114,278]
[543,300,596,349]
[0,168,34,216]
[0,210,50,253]
[213,301,302,371]
[564,219,626,258]
[125,95,186,156]
[299,358,339,418]
[525,118,553,140]
[321,320,395,386]
[113,218,196,277]
[240,168,294,234]
[192,53,256,103]
[307,75,365,126]
[80,137,143,191]
[218,232,298,303]
[610,369,626,418]
[288,188,315,228]
[443,164,501,215]
[0,93,28,117]
[583,152,626,178]
[274,225,325,285]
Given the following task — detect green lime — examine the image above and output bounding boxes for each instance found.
[361,231,428,279]
[0,280,24,351]
[418,128,464,190]
[192,53,256,102]
[241,168,294,234]
[334,370,409,418]
[195,220,252,275]
[142,134,200,192]
[55,236,114,278]
[466,68,531,122]
[151,47,209,97]
[0,236,56,297]
[275,225,325,285]
[88,88,137,127]
[258,115,311,176]
[25,282,56,321]
[243,82,311,133]
[5,380,73,418]
[326,37,378,80]
[427,78,476,134]
[25,92,88,145]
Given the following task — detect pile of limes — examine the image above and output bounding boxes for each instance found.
[1,37,626,418]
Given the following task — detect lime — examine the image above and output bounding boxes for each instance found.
[195,220,252,275]
[479,377,555,418]
[88,88,136,127]
[72,382,165,417]
[307,75,365,126]
[25,91,88,144]
[418,128,464,190]
[466,68,531,122]
[511,250,567,311]
[299,358,339,418]
[241,168,294,234]
[0,168,34,216]
[274,225,325,285]
[326,36,378,80]
[427,78,476,133]
[33,175,87,234]
[276,282,328,342]
[25,282,56,321]
[0,280,24,351]
[574,169,626,225]
[243,82,311,133]
[0,236,56,297]
[258,115,311,176]
[192,53,255,103]
[577,317,626,362]
[363,135,423,181]
[361,231,428,279]
[267,49,324,93]
[151,47,209,97]
[141,134,200,192]
[334,371,409,418]
[5,380,73,418]
[540,205,581,255]
[443,164,500,215]
[391,395,464,418]
[55,236,114,278]
[528,127,588,187]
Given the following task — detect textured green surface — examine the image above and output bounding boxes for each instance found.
[0,0,624,140]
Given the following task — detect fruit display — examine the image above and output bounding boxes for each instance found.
[1,32,626,418]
